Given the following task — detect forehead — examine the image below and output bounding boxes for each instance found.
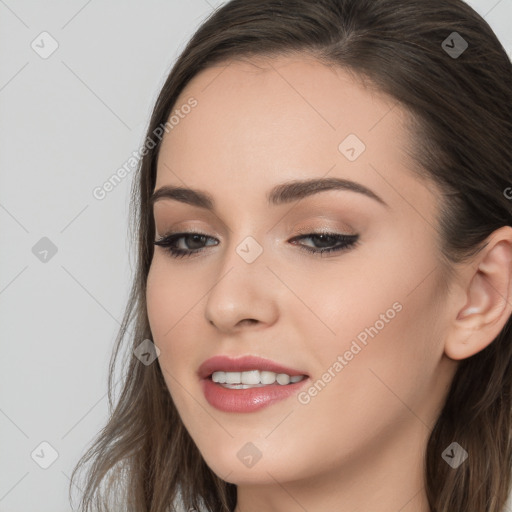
[155,54,429,214]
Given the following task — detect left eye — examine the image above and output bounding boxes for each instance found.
[153,231,359,259]
[289,232,359,255]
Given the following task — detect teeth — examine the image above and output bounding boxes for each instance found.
[225,372,241,384]
[241,370,260,385]
[211,370,306,386]
[276,373,290,385]
[260,371,276,385]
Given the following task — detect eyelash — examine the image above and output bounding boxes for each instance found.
[153,229,359,259]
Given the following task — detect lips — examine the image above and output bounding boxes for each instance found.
[197,355,308,380]
[198,355,310,413]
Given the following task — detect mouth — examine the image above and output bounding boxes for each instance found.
[198,355,310,412]
[208,369,307,389]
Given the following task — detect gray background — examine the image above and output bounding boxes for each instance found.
[0,1,510,511]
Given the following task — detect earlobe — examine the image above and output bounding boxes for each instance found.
[444,227,512,361]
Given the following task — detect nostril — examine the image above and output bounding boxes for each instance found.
[238,318,258,327]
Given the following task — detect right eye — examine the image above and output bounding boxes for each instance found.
[154,232,219,259]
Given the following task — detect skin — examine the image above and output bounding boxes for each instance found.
[146,54,512,512]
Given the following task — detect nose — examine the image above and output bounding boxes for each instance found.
[204,237,280,333]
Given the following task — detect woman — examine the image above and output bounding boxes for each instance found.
[70,0,512,510]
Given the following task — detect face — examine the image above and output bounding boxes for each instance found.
[146,54,458,486]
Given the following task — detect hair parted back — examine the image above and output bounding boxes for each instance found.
[70,1,512,510]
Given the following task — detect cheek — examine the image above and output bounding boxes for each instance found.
[146,259,200,384]
[146,256,201,337]
[146,259,172,340]
[283,282,444,472]
[298,230,444,399]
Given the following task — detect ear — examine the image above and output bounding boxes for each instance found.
[444,226,512,361]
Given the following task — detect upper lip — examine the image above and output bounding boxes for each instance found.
[198,355,308,380]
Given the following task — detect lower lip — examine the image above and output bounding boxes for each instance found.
[201,377,309,413]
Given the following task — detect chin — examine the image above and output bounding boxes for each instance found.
[199,446,307,485]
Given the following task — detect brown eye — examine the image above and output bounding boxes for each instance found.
[289,232,359,255]
[154,232,219,258]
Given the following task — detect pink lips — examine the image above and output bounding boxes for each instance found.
[198,355,309,413]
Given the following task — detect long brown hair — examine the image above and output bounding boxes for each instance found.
[69,1,512,510]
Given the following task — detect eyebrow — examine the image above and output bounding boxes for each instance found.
[150,177,389,210]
